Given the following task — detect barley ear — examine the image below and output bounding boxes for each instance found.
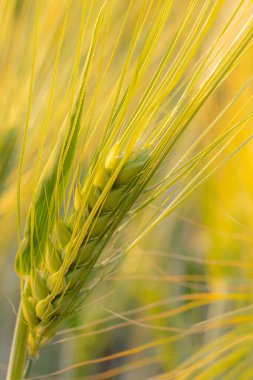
[20,145,149,356]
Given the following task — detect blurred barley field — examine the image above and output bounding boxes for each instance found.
[1,0,253,379]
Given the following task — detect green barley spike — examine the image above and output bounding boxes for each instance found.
[21,144,149,357]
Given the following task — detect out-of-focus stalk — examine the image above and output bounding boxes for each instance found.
[6,305,28,380]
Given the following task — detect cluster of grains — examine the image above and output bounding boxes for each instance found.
[21,145,149,356]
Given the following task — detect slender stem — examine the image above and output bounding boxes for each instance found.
[23,357,34,379]
[6,304,28,380]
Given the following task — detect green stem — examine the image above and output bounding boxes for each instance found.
[6,304,28,380]
[23,357,33,379]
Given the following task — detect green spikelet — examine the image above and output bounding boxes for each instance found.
[65,267,84,289]
[104,144,122,172]
[46,271,67,294]
[115,148,149,185]
[89,212,112,237]
[45,240,62,273]
[53,220,72,249]
[35,297,54,322]
[21,297,37,327]
[31,271,48,300]
[73,238,99,265]
[52,292,74,315]
[101,186,125,211]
